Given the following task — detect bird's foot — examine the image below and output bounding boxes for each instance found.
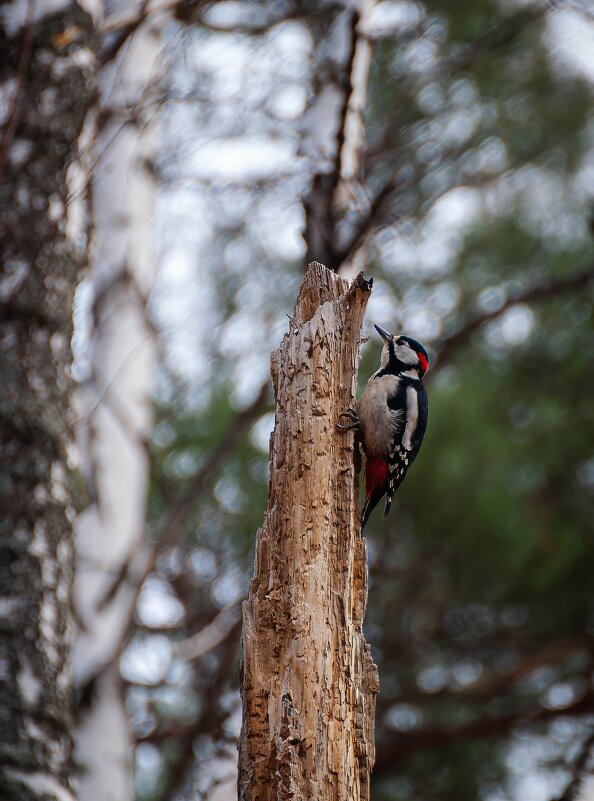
[337,409,360,431]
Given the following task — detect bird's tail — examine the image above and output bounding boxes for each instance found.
[361,456,389,530]
[361,488,386,530]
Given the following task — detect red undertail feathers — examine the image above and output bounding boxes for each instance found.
[361,456,388,530]
[365,456,388,498]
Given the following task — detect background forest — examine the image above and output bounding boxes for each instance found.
[2,0,594,800]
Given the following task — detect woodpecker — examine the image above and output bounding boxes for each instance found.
[339,325,429,529]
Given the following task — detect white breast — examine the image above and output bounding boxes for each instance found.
[356,375,403,458]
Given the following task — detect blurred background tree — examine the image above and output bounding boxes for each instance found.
[3,0,594,800]
[0,3,97,798]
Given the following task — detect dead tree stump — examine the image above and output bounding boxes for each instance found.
[238,262,379,801]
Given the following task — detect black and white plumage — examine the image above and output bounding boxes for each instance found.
[340,325,429,529]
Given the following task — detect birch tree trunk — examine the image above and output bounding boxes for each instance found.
[302,0,375,272]
[238,262,379,801]
[0,4,96,799]
[72,7,161,799]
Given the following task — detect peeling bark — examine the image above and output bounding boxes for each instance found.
[238,262,378,801]
[0,5,96,799]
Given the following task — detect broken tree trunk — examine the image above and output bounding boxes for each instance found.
[238,262,379,801]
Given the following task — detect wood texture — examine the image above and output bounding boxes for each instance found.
[239,262,378,801]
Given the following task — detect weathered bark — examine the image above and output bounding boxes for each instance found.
[239,262,378,801]
[0,5,96,799]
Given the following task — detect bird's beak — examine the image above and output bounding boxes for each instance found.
[374,324,393,343]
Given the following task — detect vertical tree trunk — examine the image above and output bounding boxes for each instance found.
[302,0,375,271]
[72,8,161,800]
[238,262,379,801]
[0,5,95,799]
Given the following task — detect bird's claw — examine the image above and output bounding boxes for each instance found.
[337,409,360,431]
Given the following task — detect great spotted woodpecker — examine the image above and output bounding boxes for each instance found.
[339,325,429,529]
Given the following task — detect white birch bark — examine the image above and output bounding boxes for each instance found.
[0,2,96,798]
[72,7,162,799]
[302,0,375,271]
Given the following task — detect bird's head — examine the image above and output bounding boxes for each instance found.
[374,324,429,378]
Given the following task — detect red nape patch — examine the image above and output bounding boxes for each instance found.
[418,352,429,374]
[365,457,388,497]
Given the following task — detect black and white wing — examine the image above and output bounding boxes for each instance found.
[384,380,428,517]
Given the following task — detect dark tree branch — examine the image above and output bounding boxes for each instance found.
[436,265,594,369]
[303,6,371,270]
[334,177,397,269]
[375,687,594,774]
[375,637,593,709]
[100,0,149,64]
[330,8,362,199]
